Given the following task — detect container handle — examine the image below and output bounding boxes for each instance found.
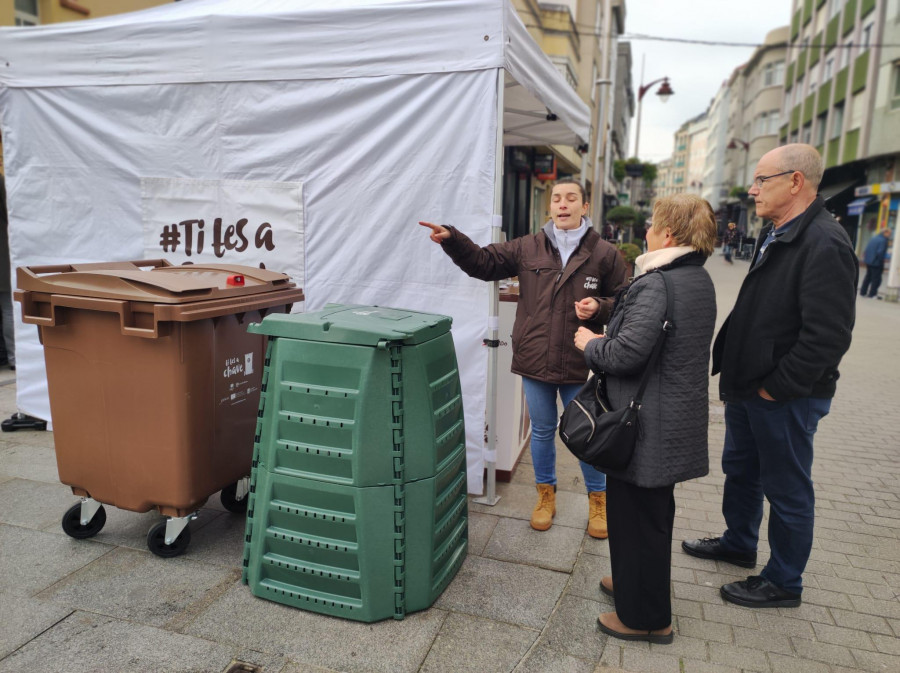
[26,295,161,339]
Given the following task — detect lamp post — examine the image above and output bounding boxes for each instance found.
[632,55,674,160]
[589,0,615,230]
[727,138,751,189]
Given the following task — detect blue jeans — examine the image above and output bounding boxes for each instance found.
[720,395,831,593]
[521,376,606,493]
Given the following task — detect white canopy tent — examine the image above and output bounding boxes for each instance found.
[0,0,590,494]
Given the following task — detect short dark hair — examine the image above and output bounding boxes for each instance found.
[551,180,587,202]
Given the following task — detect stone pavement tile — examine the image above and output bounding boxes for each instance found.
[0,443,59,484]
[889,618,900,636]
[671,598,703,619]
[515,645,594,673]
[468,483,590,531]
[848,555,900,574]
[701,603,758,629]
[850,648,900,672]
[433,555,568,630]
[864,582,898,600]
[869,633,900,655]
[707,642,770,671]
[816,575,870,598]
[576,530,611,558]
[800,586,855,609]
[482,516,584,572]
[0,478,78,530]
[830,607,894,635]
[680,659,743,673]
[0,611,236,673]
[810,622,877,650]
[772,602,832,625]
[733,626,794,655]
[419,612,537,673]
[831,564,888,584]
[535,594,605,662]
[0,525,111,598]
[0,428,54,449]
[186,583,445,673]
[791,637,857,667]
[0,475,10,485]
[619,647,684,673]
[282,662,343,673]
[652,633,707,661]
[848,594,900,619]
[670,564,695,584]
[466,511,499,556]
[184,510,245,569]
[36,547,239,628]
[674,615,732,644]
[671,581,720,604]
[766,652,832,673]
[0,592,72,659]
[566,548,611,604]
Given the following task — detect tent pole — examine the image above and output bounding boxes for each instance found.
[473,68,504,506]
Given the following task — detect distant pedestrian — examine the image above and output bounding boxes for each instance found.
[683,144,858,609]
[722,221,738,264]
[859,228,891,298]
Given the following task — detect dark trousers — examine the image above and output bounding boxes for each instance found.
[607,476,675,631]
[720,396,831,593]
[859,265,884,297]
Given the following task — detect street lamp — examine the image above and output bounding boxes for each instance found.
[727,138,751,189]
[633,57,674,160]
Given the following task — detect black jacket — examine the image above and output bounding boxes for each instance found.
[712,197,858,401]
[585,252,716,487]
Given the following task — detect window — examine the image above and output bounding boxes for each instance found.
[832,104,844,138]
[829,0,843,20]
[790,130,799,143]
[809,65,819,94]
[891,64,900,111]
[861,22,874,52]
[764,60,786,87]
[14,0,38,25]
[802,123,812,144]
[841,41,853,69]
[824,56,834,80]
[768,110,781,134]
[795,77,804,104]
[815,113,826,145]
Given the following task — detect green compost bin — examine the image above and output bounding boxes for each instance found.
[241,305,468,622]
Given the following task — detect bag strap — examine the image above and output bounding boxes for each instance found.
[629,270,674,409]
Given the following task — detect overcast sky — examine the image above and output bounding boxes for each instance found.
[622,0,794,164]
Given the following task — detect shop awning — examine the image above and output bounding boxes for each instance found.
[818,179,860,202]
[847,196,876,216]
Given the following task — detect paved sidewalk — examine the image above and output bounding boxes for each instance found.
[1,257,898,673]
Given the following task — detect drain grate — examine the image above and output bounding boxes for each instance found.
[222,662,262,673]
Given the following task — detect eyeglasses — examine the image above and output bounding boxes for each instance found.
[752,170,796,189]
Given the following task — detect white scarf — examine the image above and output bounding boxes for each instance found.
[553,217,588,268]
[634,245,695,276]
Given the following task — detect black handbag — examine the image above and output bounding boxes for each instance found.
[559,270,674,470]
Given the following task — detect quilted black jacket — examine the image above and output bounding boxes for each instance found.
[584,252,716,487]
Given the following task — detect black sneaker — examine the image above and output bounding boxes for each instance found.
[721,575,801,608]
[681,537,757,568]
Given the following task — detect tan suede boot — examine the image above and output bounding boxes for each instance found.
[588,491,608,539]
[530,484,556,531]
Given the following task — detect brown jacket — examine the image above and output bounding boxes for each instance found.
[441,221,628,384]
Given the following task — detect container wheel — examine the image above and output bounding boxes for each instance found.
[146,521,191,558]
[220,479,249,514]
[61,502,107,539]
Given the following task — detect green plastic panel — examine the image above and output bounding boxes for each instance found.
[249,304,452,347]
[835,66,849,104]
[826,15,839,51]
[791,8,801,40]
[791,103,802,129]
[811,32,822,66]
[803,93,815,125]
[842,0,856,36]
[242,447,467,622]
[852,51,869,94]
[817,80,832,115]
[786,62,795,90]
[253,331,464,486]
[861,0,875,18]
[798,49,808,77]
[826,138,840,168]
[843,128,860,163]
[802,0,813,25]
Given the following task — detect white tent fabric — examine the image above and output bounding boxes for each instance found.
[0,0,589,494]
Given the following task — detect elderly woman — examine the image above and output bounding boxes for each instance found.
[574,193,718,643]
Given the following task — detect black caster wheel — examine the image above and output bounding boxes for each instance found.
[220,480,249,514]
[146,521,191,558]
[61,502,107,539]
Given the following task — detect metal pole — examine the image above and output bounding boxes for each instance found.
[633,54,646,159]
[472,68,504,506]
[590,0,614,230]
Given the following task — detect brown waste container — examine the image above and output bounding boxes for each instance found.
[15,259,304,557]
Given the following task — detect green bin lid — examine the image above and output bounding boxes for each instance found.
[248,304,452,346]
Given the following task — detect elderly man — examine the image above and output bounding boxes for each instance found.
[682,144,858,608]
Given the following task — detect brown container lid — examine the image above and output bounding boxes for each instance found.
[17,259,296,304]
